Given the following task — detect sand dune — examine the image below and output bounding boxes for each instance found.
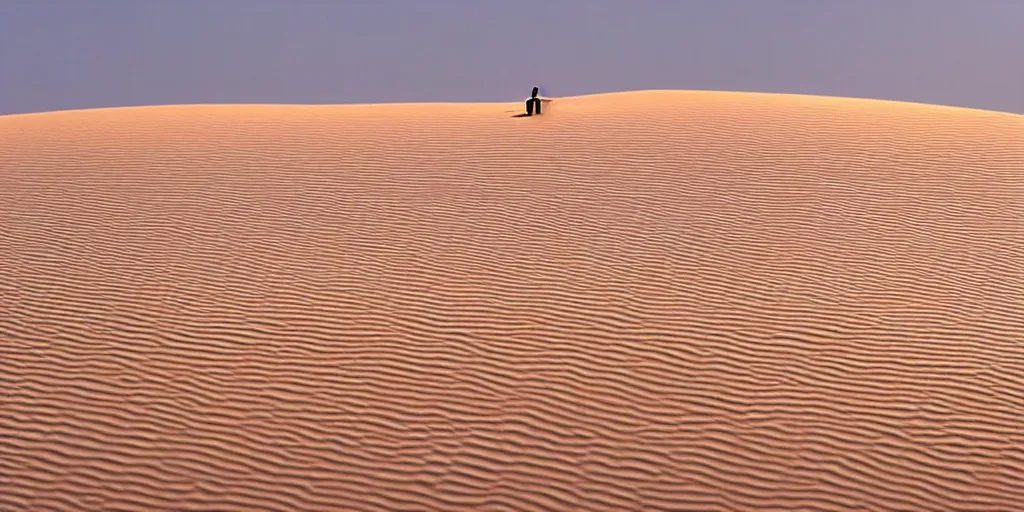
[1,91,1022,511]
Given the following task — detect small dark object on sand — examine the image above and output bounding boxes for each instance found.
[526,87,542,116]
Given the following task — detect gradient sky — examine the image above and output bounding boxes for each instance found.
[2,0,1022,115]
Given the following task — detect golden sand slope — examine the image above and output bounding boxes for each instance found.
[1,91,1022,511]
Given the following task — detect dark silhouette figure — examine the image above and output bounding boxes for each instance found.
[526,87,542,116]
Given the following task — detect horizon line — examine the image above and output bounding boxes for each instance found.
[3,89,1022,119]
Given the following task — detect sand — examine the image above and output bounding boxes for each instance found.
[1,91,1022,511]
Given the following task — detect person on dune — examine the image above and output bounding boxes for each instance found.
[525,87,552,116]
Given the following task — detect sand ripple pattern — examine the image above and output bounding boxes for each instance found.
[2,91,1023,511]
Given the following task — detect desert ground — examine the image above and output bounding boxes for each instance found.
[1,91,1022,511]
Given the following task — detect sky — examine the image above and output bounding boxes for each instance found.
[1,0,1022,115]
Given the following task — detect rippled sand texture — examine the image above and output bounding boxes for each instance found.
[2,91,1023,511]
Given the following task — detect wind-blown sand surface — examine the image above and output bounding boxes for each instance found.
[1,91,1022,511]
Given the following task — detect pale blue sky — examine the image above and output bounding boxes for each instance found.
[2,1,1022,115]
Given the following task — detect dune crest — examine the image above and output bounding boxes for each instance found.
[2,91,1022,511]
